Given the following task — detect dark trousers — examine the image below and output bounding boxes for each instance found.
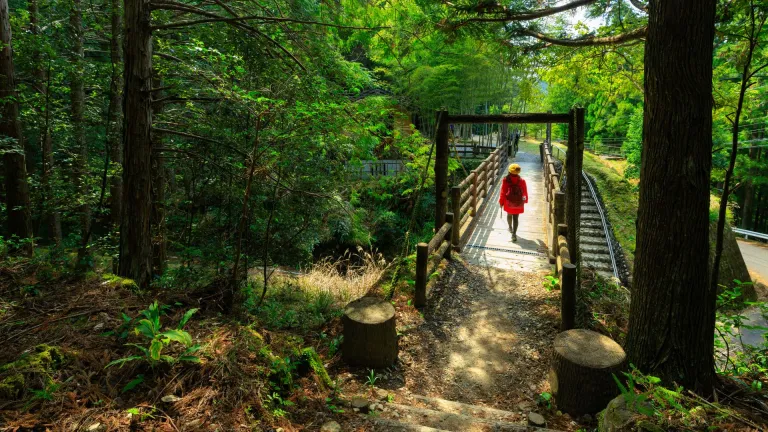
[507,213,519,233]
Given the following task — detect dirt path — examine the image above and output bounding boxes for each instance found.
[397,258,559,411]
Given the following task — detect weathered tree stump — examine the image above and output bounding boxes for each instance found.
[549,329,626,415]
[342,297,398,367]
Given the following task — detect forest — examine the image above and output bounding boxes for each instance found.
[1,0,767,431]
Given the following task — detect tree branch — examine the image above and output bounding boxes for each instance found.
[153,96,223,105]
[150,13,389,31]
[448,0,596,29]
[511,26,647,47]
[152,127,248,157]
[628,0,648,13]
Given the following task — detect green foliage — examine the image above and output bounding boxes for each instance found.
[622,105,644,179]
[106,301,201,369]
[612,367,692,426]
[537,392,553,410]
[542,275,559,292]
[714,282,768,389]
[247,279,342,331]
[0,345,67,401]
[366,369,379,390]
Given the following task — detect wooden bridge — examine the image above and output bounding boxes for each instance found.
[414,109,591,329]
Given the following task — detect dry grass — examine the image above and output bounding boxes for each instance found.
[285,248,388,305]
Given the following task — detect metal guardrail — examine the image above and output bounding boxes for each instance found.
[732,228,768,241]
[581,172,620,279]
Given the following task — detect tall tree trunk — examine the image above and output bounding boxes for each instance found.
[740,147,761,229]
[713,16,761,295]
[625,0,717,394]
[755,186,764,231]
[30,0,62,244]
[151,77,166,276]
[119,0,153,288]
[109,0,123,227]
[0,0,34,256]
[71,0,91,265]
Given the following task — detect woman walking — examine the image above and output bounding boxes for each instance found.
[499,164,528,242]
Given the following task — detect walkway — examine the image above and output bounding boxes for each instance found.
[463,151,550,273]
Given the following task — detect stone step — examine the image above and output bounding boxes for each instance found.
[581,234,608,244]
[583,260,615,272]
[595,270,618,280]
[374,401,554,432]
[581,214,601,222]
[408,395,521,423]
[367,416,450,432]
[581,220,604,230]
[581,228,606,238]
[581,244,609,254]
[582,252,613,264]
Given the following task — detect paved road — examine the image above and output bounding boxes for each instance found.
[737,239,768,283]
[735,240,768,348]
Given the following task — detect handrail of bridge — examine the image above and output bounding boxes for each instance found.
[732,228,768,241]
[540,140,576,330]
[413,143,510,307]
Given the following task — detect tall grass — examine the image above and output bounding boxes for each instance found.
[299,248,388,304]
[248,248,387,330]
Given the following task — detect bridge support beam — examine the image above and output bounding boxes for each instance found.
[435,110,450,231]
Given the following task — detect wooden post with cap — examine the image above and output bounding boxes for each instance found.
[451,187,461,250]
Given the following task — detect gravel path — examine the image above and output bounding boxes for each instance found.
[397,258,560,410]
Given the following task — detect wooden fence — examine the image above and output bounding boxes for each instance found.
[541,139,576,330]
[414,144,509,307]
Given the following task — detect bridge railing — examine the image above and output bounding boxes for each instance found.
[541,140,576,330]
[413,144,510,307]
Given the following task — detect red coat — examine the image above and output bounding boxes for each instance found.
[499,174,528,214]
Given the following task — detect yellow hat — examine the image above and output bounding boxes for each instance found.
[508,164,521,174]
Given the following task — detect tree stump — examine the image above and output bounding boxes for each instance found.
[549,329,626,415]
[342,297,398,367]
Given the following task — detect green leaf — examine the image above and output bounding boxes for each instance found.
[106,356,143,369]
[149,339,163,361]
[135,319,157,339]
[160,329,193,346]
[122,375,145,393]
[177,308,199,329]
[183,345,202,355]
[179,355,202,363]
[126,343,149,355]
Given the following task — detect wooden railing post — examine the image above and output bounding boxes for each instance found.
[561,263,576,330]
[444,213,454,259]
[415,243,428,308]
[451,187,461,250]
[546,110,552,145]
[553,191,565,258]
[470,170,478,216]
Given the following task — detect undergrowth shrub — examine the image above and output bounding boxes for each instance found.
[579,269,630,343]
[248,249,387,330]
[714,282,768,392]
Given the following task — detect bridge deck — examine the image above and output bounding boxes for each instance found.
[462,153,550,273]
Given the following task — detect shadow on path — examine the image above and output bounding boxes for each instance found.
[398,259,560,410]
